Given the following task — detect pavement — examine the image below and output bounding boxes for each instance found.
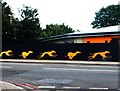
[0,59,119,66]
[0,81,25,91]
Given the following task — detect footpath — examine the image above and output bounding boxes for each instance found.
[0,59,119,66]
[0,81,25,91]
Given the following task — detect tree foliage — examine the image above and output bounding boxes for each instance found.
[91,5,120,29]
[42,23,75,38]
[2,1,19,43]
[2,1,79,43]
[18,5,42,42]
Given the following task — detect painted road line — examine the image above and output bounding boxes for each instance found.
[43,68,117,72]
[13,82,35,89]
[0,62,44,66]
[0,66,11,68]
[68,65,118,68]
[89,87,108,90]
[68,65,77,67]
[38,86,55,89]
[6,81,37,89]
[20,82,38,89]
[62,86,80,89]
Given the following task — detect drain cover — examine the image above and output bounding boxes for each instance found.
[36,78,73,84]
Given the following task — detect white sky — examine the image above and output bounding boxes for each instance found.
[4,0,120,33]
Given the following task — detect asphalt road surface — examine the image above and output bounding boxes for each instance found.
[0,62,119,90]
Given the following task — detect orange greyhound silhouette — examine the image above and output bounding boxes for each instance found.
[38,50,57,59]
[67,51,81,59]
[0,50,13,57]
[20,51,33,59]
[88,51,111,60]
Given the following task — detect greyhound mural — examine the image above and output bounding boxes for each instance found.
[38,50,57,59]
[1,38,119,61]
[88,51,112,60]
[19,51,33,59]
[0,50,13,57]
[66,51,81,59]
[0,50,113,61]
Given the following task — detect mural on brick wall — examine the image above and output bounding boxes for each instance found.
[66,51,81,59]
[1,38,119,61]
[19,51,33,59]
[38,50,57,59]
[0,50,13,57]
[0,50,112,60]
[88,51,112,60]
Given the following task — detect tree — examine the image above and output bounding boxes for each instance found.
[2,1,19,43]
[91,5,120,29]
[18,5,42,42]
[41,23,75,38]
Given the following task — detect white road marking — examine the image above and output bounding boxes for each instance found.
[38,86,55,89]
[0,63,44,66]
[68,65,77,67]
[15,86,25,90]
[44,68,117,72]
[19,85,34,89]
[89,87,108,90]
[0,66,11,68]
[62,86,80,89]
[68,65,118,68]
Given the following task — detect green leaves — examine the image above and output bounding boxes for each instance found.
[41,23,75,38]
[91,5,120,29]
[2,1,78,43]
[2,1,19,43]
[19,6,39,20]
[18,5,42,43]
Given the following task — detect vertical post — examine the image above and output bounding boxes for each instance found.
[0,0,2,82]
[118,1,120,90]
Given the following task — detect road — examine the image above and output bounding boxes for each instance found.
[0,62,119,90]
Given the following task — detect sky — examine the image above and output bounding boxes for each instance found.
[4,0,120,33]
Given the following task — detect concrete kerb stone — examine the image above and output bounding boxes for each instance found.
[0,59,119,66]
[0,81,25,91]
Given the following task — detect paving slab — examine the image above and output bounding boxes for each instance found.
[0,81,25,91]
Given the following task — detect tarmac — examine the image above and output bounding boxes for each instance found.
[0,59,119,90]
